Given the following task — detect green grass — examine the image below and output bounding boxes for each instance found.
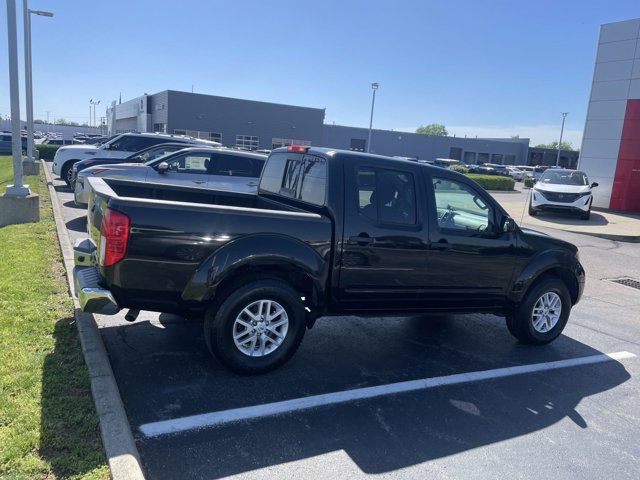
[0,156,108,479]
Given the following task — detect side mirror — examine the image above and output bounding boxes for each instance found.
[502,216,517,233]
[591,182,599,188]
[157,161,170,173]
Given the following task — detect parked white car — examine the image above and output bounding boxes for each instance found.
[505,166,524,181]
[74,147,266,205]
[52,132,220,187]
[529,169,598,220]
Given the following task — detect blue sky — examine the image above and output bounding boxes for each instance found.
[1,0,639,146]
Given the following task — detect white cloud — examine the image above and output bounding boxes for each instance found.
[398,125,583,149]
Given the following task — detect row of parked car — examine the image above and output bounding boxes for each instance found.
[54,132,587,374]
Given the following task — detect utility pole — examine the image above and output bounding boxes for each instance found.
[556,112,568,167]
[367,82,379,153]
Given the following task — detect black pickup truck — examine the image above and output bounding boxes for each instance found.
[73,145,585,374]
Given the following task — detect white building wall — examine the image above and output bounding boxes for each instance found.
[578,18,640,208]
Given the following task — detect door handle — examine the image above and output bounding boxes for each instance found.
[247,181,258,186]
[348,235,374,246]
[430,239,451,251]
[192,180,206,185]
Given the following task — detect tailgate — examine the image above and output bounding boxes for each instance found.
[86,177,118,254]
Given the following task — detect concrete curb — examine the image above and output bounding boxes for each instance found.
[42,160,146,480]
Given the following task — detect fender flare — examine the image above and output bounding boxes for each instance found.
[508,249,581,303]
[181,233,329,305]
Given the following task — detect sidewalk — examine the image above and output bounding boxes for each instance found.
[491,190,640,242]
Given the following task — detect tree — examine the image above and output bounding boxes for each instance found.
[55,118,67,125]
[416,123,448,136]
[510,134,520,139]
[535,140,574,151]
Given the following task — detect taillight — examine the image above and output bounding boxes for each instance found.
[99,208,130,266]
[287,145,309,153]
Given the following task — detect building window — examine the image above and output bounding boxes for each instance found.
[477,153,489,164]
[350,138,366,152]
[153,123,166,133]
[449,147,462,161]
[491,154,504,164]
[463,151,476,164]
[174,129,187,136]
[271,138,311,149]
[236,134,259,150]
[504,154,516,165]
[210,132,222,143]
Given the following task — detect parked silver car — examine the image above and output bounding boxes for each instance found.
[74,147,266,206]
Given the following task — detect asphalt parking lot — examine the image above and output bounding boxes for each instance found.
[49,163,640,479]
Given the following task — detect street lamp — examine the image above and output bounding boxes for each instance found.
[90,99,100,127]
[555,112,568,167]
[367,82,379,153]
[23,1,54,162]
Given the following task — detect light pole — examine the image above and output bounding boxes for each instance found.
[90,99,100,127]
[5,0,28,196]
[555,112,568,167]
[367,82,379,153]
[23,1,53,162]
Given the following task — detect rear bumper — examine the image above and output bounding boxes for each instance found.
[72,238,120,315]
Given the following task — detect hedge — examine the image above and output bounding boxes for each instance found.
[449,164,469,174]
[465,173,515,191]
[36,144,60,160]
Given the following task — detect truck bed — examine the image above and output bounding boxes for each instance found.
[86,177,333,313]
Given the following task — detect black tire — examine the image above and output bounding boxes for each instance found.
[580,210,591,220]
[61,162,75,188]
[528,201,537,217]
[506,276,571,345]
[204,279,306,375]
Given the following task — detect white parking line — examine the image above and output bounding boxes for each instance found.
[139,351,636,438]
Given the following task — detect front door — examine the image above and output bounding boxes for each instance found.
[424,174,517,308]
[338,162,430,311]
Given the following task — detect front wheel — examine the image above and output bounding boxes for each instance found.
[204,279,306,374]
[528,201,537,217]
[506,276,571,345]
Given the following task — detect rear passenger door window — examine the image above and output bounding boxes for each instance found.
[209,154,261,177]
[357,167,416,225]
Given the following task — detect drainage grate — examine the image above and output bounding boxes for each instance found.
[607,277,640,290]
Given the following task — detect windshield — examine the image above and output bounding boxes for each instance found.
[539,170,588,186]
[98,134,123,150]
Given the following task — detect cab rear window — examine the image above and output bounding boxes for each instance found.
[260,153,327,206]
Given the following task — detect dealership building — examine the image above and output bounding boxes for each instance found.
[579,17,640,212]
[107,90,530,165]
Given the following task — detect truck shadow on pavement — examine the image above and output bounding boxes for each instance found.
[40,317,105,478]
[99,313,632,479]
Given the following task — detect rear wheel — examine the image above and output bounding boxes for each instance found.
[506,276,571,345]
[204,279,306,374]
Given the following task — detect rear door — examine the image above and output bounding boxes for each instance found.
[338,160,431,311]
[207,152,264,193]
[146,151,211,187]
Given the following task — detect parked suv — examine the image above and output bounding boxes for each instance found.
[529,169,598,220]
[52,132,220,187]
[0,132,29,154]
